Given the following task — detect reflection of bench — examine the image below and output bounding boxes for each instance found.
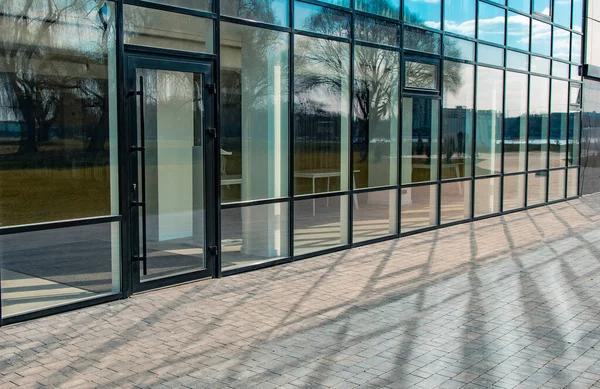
[413,163,463,194]
[294,169,360,216]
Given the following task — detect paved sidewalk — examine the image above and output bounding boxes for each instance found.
[3,196,600,389]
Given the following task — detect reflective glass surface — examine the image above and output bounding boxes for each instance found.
[444,36,475,61]
[404,0,441,29]
[552,61,570,78]
[531,20,551,56]
[294,35,350,195]
[531,56,551,74]
[220,22,289,203]
[353,45,399,189]
[404,27,441,55]
[442,62,474,179]
[353,190,397,243]
[474,177,501,216]
[553,0,572,28]
[405,61,438,90]
[553,27,570,61]
[504,72,529,173]
[402,98,440,184]
[319,0,350,6]
[401,184,438,232]
[294,1,350,38]
[478,2,505,45]
[550,80,568,168]
[356,0,400,19]
[527,171,547,205]
[528,76,550,171]
[476,67,503,176]
[533,0,551,16]
[444,0,476,38]
[503,174,526,211]
[507,12,530,51]
[508,0,530,13]
[294,195,349,255]
[571,34,582,63]
[145,0,212,11]
[221,0,289,26]
[441,180,472,223]
[568,110,581,166]
[355,14,399,46]
[572,0,583,32]
[548,169,566,201]
[507,50,529,71]
[567,167,579,196]
[478,44,504,67]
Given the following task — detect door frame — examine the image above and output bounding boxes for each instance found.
[123,49,218,294]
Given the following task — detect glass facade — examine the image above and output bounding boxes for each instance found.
[0,0,585,323]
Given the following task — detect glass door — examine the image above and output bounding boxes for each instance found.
[126,54,216,292]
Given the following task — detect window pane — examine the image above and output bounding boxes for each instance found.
[571,34,582,63]
[355,14,399,46]
[571,84,582,106]
[294,1,350,38]
[402,98,440,184]
[319,0,350,7]
[405,61,438,90]
[401,184,438,232]
[531,56,551,74]
[507,12,530,51]
[503,174,526,210]
[568,110,581,166]
[504,72,528,173]
[476,67,503,176]
[221,0,289,26]
[221,203,289,271]
[553,0,571,28]
[294,195,349,255]
[0,1,119,227]
[442,62,474,179]
[478,2,505,45]
[531,20,551,56]
[404,27,441,55]
[552,61,570,78]
[550,80,568,168]
[571,65,580,80]
[404,0,441,29]
[444,0,476,37]
[353,190,397,243]
[567,167,579,196]
[220,23,289,203]
[356,0,400,19]
[548,169,566,201]
[478,44,504,67]
[124,5,214,53]
[1,222,120,318]
[353,46,399,189]
[572,0,583,32]
[507,50,529,71]
[533,0,551,16]
[527,171,547,206]
[441,180,472,224]
[474,177,501,217]
[444,36,475,61]
[146,0,212,11]
[529,76,550,171]
[294,36,350,195]
[553,27,570,61]
[508,0,530,13]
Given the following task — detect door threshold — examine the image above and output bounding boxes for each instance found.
[132,276,213,295]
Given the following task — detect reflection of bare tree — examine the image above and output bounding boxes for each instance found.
[221,0,284,25]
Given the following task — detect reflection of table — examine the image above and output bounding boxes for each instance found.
[294,169,360,216]
[412,163,463,194]
[221,149,242,187]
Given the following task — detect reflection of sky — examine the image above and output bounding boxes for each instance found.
[572,34,582,63]
[573,0,583,31]
[477,67,503,111]
[505,72,528,117]
[553,0,572,28]
[553,27,570,61]
[478,3,505,45]
[444,0,475,37]
[404,0,441,29]
[508,0,530,13]
[318,0,350,7]
[444,62,474,108]
[506,13,529,50]
[531,20,551,56]
[532,0,551,16]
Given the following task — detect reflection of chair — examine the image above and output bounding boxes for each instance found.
[220,149,242,187]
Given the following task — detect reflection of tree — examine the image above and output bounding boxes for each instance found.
[222,0,284,25]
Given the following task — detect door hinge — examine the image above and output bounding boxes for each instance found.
[206,127,217,139]
[208,245,219,256]
[206,83,217,94]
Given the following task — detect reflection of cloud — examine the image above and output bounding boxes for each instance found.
[408,0,440,3]
[444,19,475,36]
[424,21,441,29]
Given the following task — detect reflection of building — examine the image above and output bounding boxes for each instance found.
[0,0,595,325]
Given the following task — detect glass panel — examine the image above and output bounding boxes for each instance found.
[507,12,530,51]
[441,180,472,224]
[444,0,476,38]
[548,169,566,201]
[552,61,570,78]
[553,0,571,28]
[508,0,530,13]
[221,203,289,271]
[401,184,438,232]
[553,27,570,61]
[294,1,350,38]
[353,190,397,243]
[572,0,583,32]
[442,61,474,179]
[567,167,579,196]
[531,56,551,74]
[571,65,580,80]
[404,27,441,55]
[527,171,547,206]
[528,76,550,171]
[353,46,399,189]
[405,61,438,90]
[474,177,501,217]
[294,35,350,195]
[220,23,289,203]
[571,33,582,63]
[571,84,582,106]
[476,67,503,176]
[507,50,529,71]
[221,0,289,26]
[550,80,568,168]
[146,0,212,11]
[478,44,504,67]
[402,98,440,184]
[404,0,441,29]
[488,0,506,5]
[294,195,349,255]
[568,110,581,166]
[137,69,207,282]
[533,0,551,16]
[356,0,400,19]
[504,71,528,173]
[531,20,551,56]
[124,5,214,53]
[1,222,120,318]
[444,36,475,61]
[503,174,526,211]
[478,2,505,45]
[355,14,399,46]
[319,0,350,7]
[0,1,119,227]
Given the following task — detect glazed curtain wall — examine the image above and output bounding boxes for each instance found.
[218,0,584,272]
